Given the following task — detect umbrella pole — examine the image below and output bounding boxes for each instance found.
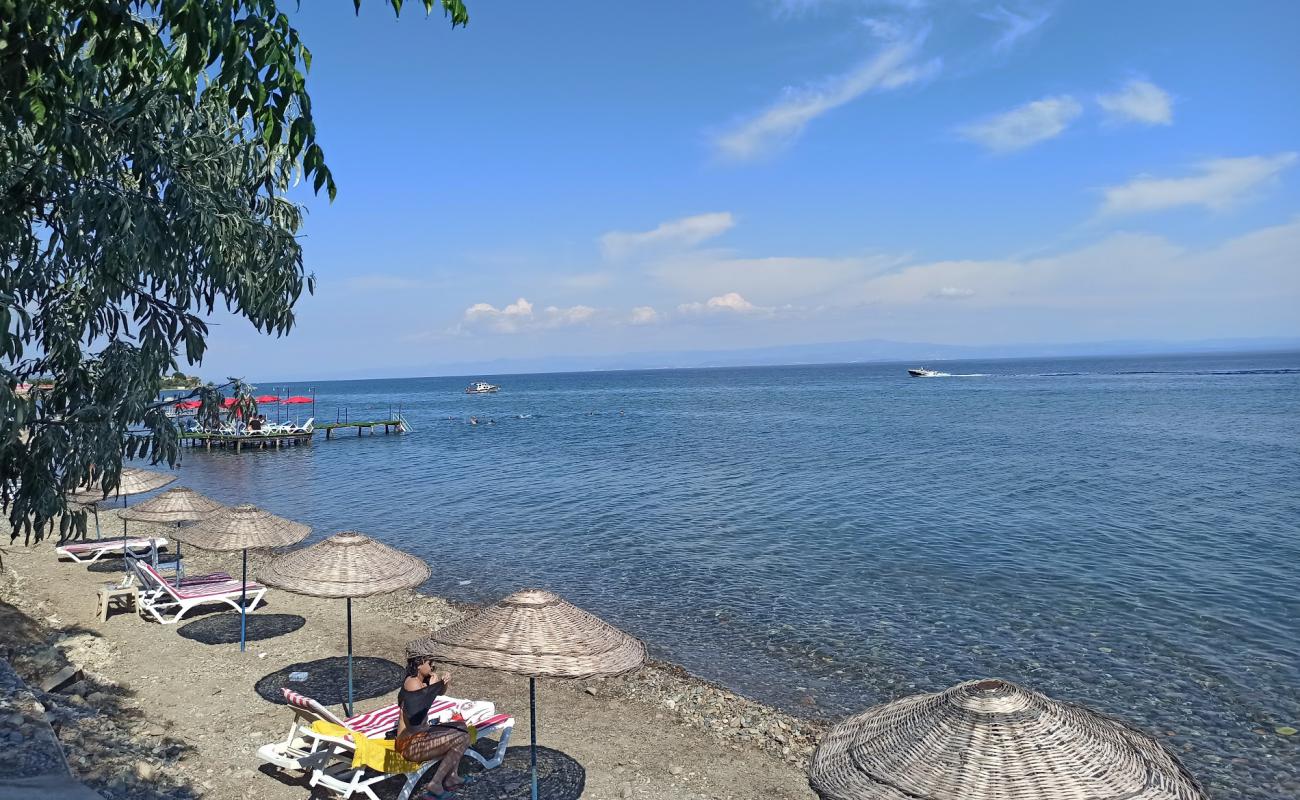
[346,598,354,717]
[92,504,101,540]
[175,521,183,586]
[530,676,538,800]
[240,549,248,652]
[121,494,127,573]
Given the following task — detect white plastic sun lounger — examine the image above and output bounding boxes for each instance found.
[55,536,168,564]
[257,687,514,800]
[130,559,266,625]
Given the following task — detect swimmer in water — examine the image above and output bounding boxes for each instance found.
[469,416,478,426]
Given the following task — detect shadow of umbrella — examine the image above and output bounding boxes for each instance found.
[433,746,585,800]
[178,613,306,645]
[258,531,429,715]
[255,656,404,710]
[173,504,310,652]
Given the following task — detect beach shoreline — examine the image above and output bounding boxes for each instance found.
[1,510,820,800]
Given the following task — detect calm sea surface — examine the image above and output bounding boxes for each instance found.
[167,352,1299,798]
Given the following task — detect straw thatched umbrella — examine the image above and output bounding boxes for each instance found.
[259,532,430,713]
[173,504,310,651]
[808,678,1207,800]
[121,487,224,584]
[406,589,646,800]
[66,467,177,571]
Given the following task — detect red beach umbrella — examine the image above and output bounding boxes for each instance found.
[174,400,201,410]
[283,396,313,404]
[255,395,279,403]
[221,397,238,408]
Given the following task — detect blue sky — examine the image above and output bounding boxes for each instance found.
[201,1,1300,380]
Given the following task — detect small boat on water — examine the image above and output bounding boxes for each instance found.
[908,368,947,378]
[465,381,500,394]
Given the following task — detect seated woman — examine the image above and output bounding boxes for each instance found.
[395,657,471,798]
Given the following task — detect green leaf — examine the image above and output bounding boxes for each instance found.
[1,0,472,550]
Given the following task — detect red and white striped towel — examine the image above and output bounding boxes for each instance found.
[170,579,263,599]
[280,688,508,740]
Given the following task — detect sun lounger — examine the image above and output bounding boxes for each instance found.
[130,559,265,625]
[283,417,314,434]
[55,537,168,564]
[124,551,234,589]
[257,687,513,800]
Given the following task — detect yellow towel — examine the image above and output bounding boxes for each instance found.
[308,720,480,774]
[310,721,421,774]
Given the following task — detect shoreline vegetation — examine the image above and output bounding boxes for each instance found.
[1,508,820,800]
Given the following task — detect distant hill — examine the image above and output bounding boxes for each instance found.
[159,371,202,390]
[290,335,1300,381]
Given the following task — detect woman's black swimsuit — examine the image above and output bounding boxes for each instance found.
[398,679,447,728]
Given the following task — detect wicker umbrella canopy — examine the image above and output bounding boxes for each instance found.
[65,468,177,572]
[258,531,430,598]
[66,467,176,502]
[406,589,646,679]
[259,532,429,713]
[118,487,222,589]
[173,503,310,552]
[809,678,1206,800]
[178,504,310,652]
[120,487,223,523]
[408,590,646,800]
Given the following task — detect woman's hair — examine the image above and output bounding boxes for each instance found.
[405,655,432,678]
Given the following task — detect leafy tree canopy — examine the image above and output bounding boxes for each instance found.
[1,1,467,543]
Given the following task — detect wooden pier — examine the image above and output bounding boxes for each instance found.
[179,431,314,452]
[180,416,409,452]
[318,419,406,439]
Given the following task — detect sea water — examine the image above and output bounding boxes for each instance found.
[169,351,1300,798]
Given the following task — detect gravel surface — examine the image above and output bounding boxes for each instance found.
[2,520,817,800]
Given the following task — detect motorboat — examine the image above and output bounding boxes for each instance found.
[907,368,946,378]
[465,381,500,394]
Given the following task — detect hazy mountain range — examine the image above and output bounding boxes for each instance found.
[280,336,1300,382]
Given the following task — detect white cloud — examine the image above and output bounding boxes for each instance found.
[444,217,1299,346]
[847,219,1300,325]
[544,305,597,325]
[629,306,661,325]
[958,94,1082,152]
[601,212,735,259]
[712,38,940,161]
[929,286,975,299]
[651,252,904,307]
[463,297,535,333]
[980,4,1051,51]
[1097,79,1173,126]
[1100,152,1298,215]
[462,297,598,333]
[862,16,906,42]
[677,292,765,315]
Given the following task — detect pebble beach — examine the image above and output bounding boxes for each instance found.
[1,509,820,800]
